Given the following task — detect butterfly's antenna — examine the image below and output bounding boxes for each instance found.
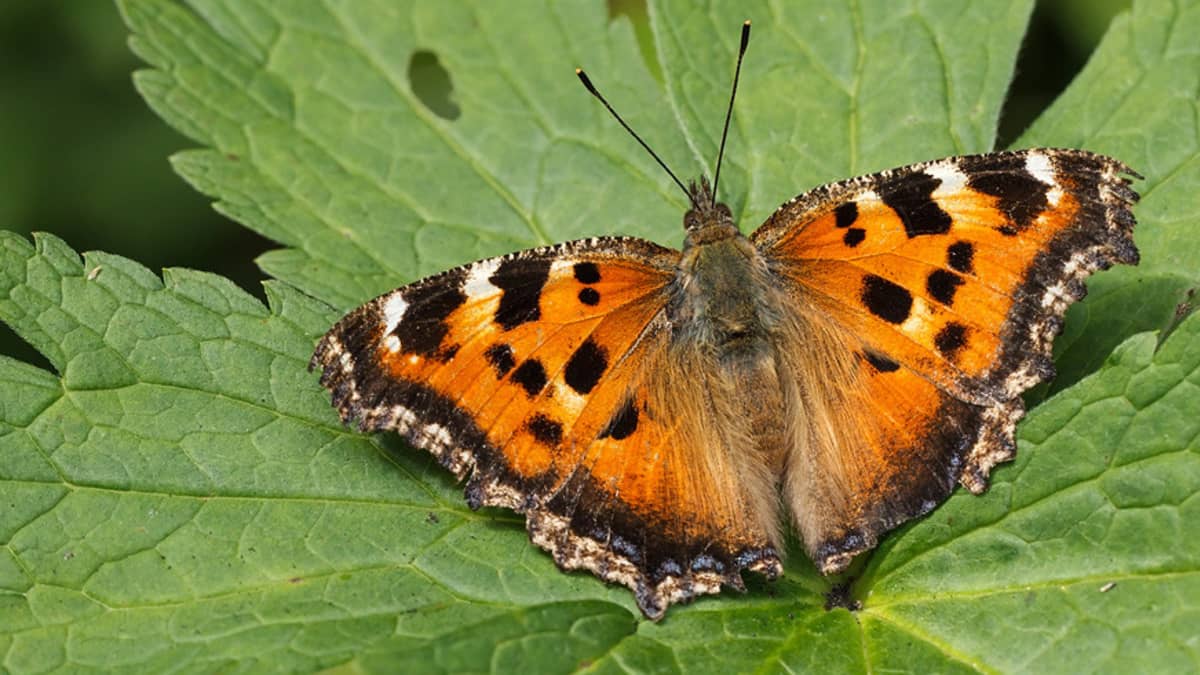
[576,68,694,206]
[710,20,751,207]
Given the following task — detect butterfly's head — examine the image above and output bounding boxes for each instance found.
[684,177,736,239]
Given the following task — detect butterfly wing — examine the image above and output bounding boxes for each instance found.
[752,149,1139,571]
[312,236,781,619]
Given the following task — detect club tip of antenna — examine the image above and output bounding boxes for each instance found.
[576,68,598,95]
[743,19,751,27]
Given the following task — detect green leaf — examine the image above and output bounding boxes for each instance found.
[1018,0,1200,393]
[1,0,1197,671]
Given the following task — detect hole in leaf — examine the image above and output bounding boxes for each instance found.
[408,50,461,120]
[0,322,55,373]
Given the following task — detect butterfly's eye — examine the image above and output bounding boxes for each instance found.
[684,212,702,230]
[716,204,733,221]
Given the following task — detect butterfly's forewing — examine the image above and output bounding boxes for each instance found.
[312,236,781,620]
[752,149,1139,570]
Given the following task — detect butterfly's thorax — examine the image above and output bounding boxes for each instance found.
[675,225,777,355]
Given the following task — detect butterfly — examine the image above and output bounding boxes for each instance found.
[311,22,1139,620]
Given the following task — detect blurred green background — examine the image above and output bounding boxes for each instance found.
[0,0,1129,368]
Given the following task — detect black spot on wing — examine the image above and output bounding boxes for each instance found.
[879,171,952,237]
[484,343,515,377]
[512,359,548,398]
[578,288,600,305]
[861,275,913,324]
[834,202,858,228]
[926,270,964,306]
[863,351,900,373]
[573,262,601,284]
[391,268,468,356]
[843,228,866,247]
[935,322,968,358]
[599,398,638,440]
[959,153,1048,232]
[490,257,551,330]
[947,241,975,274]
[527,414,563,447]
[564,338,608,395]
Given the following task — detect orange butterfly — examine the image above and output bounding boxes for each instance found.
[311,22,1138,620]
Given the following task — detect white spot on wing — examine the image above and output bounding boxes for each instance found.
[927,162,968,198]
[1025,151,1063,207]
[384,335,400,352]
[391,405,417,429]
[557,384,588,417]
[551,258,588,276]
[464,258,501,298]
[423,423,454,450]
[383,293,409,334]
[1024,151,1056,185]
[1046,187,1064,208]
[901,296,931,335]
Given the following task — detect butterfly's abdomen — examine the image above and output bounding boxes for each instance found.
[671,230,791,479]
